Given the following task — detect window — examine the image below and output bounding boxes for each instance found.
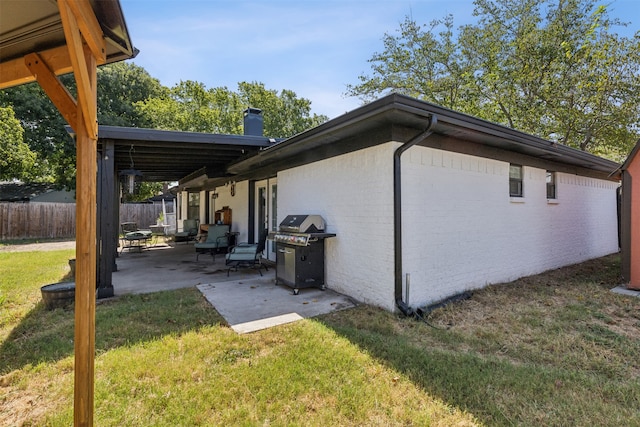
[546,171,557,199]
[187,192,200,220]
[509,164,523,197]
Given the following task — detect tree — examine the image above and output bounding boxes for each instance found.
[97,62,166,127]
[136,81,242,133]
[0,62,166,189]
[0,106,36,180]
[136,81,328,138]
[0,79,69,183]
[237,81,328,138]
[347,0,640,160]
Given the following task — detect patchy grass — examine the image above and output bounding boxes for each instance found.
[1,249,477,426]
[321,254,640,426]
[1,251,638,426]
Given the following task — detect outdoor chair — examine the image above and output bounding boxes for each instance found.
[225,229,269,276]
[174,219,198,244]
[194,224,230,260]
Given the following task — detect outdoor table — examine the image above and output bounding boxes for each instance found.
[121,230,153,252]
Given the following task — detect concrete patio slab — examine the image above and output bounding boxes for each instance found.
[611,286,640,298]
[111,242,356,333]
[197,278,356,333]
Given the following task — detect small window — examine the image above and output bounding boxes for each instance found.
[509,164,523,197]
[546,171,557,199]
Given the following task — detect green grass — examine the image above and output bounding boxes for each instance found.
[1,250,639,426]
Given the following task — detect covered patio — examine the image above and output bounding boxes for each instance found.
[112,242,355,333]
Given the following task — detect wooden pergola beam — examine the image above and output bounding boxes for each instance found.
[23,1,101,424]
[64,0,106,64]
[0,45,74,90]
[24,53,78,129]
[2,2,134,425]
[59,0,98,139]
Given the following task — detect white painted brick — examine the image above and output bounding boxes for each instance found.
[275,142,619,312]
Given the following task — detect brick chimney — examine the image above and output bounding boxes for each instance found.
[243,108,263,136]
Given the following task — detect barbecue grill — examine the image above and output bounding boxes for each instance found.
[269,215,336,295]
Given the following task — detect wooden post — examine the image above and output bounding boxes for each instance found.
[58,1,102,424]
[73,97,97,427]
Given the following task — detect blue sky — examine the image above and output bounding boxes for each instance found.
[120,0,639,120]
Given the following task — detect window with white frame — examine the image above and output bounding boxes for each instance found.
[509,164,523,197]
[546,171,557,199]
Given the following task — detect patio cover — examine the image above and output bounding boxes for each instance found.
[0,1,136,425]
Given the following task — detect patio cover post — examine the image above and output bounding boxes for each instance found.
[1,1,135,425]
[59,0,101,423]
[25,1,103,424]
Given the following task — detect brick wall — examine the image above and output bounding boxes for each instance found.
[278,143,396,309]
[277,142,619,311]
[402,145,619,307]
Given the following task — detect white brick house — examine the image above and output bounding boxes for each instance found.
[180,94,620,313]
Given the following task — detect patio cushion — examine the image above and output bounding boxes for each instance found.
[194,224,230,260]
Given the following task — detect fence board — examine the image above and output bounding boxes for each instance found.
[0,202,163,240]
[119,204,163,232]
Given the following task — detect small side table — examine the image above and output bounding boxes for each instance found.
[226,231,239,248]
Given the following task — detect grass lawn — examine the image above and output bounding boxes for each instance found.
[1,249,639,426]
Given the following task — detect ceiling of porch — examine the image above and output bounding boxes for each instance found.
[97,125,279,183]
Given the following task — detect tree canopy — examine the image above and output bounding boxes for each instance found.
[0,106,36,181]
[1,62,327,193]
[347,0,640,160]
[136,80,328,138]
[0,62,165,189]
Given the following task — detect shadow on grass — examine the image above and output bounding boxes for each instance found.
[318,254,639,427]
[0,287,225,375]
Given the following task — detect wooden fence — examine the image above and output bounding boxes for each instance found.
[0,202,163,241]
[118,204,163,232]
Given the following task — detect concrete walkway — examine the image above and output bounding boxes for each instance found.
[112,242,356,333]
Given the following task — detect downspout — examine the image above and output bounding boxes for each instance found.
[394,115,437,316]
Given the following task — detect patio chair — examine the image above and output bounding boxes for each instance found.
[194,224,230,260]
[225,229,269,276]
[174,219,198,244]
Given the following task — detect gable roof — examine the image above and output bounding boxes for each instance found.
[227,94,621,182]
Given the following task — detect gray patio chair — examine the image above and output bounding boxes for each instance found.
[194,224,230,260]
[225,229,269,276]
[174,219,198,244]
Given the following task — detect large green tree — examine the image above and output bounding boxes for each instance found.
[347,0,640,160]
[136,81,328,138]
[0,62,166,189]
[0,106,36,181]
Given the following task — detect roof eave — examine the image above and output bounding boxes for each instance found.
[228,94,621,177]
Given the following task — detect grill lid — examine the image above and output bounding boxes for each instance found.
[279,215,325,233]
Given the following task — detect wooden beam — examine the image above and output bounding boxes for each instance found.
[64,0,106,64]
[0,45,74,90]
[57,1,100,424]
[72,41,98,427]
[24,53,78,130]
[59,0,97,139]
[74,102,97,427]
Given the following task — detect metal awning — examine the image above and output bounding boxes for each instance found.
[95,126,280,183]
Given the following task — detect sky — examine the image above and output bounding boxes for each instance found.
[120,0,639,120]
